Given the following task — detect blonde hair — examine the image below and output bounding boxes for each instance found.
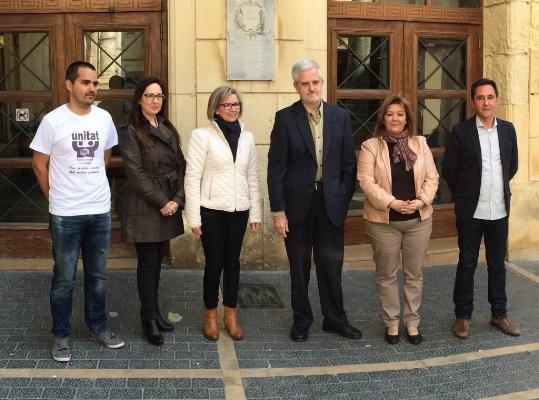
[206,86,243,121]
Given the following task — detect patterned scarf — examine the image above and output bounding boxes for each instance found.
[381,128,417,171]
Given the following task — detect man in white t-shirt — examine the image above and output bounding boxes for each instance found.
[30,61,124,362]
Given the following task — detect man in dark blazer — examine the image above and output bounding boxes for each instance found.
[267,59,361,341]
[442,78,519,339]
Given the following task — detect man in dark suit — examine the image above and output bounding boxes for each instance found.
[443,78,519,339]
[267,59,361,342]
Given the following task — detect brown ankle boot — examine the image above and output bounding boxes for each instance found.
[224,306,244,340]
[203,308,219,341]
[453,318,471,339]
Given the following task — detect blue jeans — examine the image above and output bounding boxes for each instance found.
[453,217,508,319]
[49,212,111,338]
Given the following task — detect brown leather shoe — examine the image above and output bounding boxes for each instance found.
[453,318,471,339]
[203,308,219,341]
[224,306,244,340]
[490,317,521,337]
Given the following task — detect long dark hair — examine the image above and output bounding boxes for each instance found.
[128,76,180,148]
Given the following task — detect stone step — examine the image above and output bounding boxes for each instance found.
[0,258,137,271]
[344,236,486,269]
[0,237,488,271]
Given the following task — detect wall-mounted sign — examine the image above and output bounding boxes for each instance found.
[227,0,275,81]
[15,108,29,122]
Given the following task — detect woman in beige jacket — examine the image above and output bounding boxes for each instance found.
[357,95,438,345]
[185,86,261,341]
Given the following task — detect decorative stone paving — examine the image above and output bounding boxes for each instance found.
[0,262,537,399]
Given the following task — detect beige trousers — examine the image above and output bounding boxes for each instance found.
[365,218,432,328]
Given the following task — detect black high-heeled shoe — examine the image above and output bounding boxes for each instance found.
[384,328,400,345]
[142,320,164,346]
[156,313,175,332]
[406,329,423,345]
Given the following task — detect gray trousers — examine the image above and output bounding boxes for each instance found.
[365,218,432,328]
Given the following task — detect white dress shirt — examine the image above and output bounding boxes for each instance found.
[473,116,507,220]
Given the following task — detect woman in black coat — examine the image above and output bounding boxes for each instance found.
[118,77,185,346]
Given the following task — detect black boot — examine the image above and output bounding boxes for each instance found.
[142,320,164,346]
[156,312,175,332]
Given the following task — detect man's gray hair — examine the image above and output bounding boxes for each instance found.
[291,59,323,83]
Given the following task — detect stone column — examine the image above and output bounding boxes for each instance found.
[484,0,539,259]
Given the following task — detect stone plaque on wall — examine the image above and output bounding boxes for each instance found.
[227,0,275,81]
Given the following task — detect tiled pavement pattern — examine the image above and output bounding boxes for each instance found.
[0,270,219,371]
[0,378,225,399]
[243,351,539,400]
[235,265,539,368]
[0,262,538,399]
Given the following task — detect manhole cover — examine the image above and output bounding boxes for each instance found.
[238,283,284,309]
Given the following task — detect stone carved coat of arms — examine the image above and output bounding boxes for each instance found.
[234,0,265,39]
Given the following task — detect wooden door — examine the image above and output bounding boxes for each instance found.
[328,19,482,244]
[0,11,164,261]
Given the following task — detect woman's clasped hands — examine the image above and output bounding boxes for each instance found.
[389,199,424,215]
[160,200,179,217]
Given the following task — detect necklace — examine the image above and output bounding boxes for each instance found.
[149,117,158,128]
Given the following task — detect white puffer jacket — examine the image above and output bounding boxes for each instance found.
[184,121,262,228]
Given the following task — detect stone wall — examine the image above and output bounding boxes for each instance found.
[484,0,539,260]
[166,0,327,269]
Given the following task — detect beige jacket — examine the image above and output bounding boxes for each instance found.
[357,136,439,224]
[184,121,261,228]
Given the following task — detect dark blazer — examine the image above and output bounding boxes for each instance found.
[267,100,356,227]
[442,115,518,220]
[119,116,185,242]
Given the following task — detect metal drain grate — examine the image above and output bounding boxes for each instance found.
[237,283,284,309]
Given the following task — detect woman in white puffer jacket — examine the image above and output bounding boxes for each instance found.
[184,86,261,341]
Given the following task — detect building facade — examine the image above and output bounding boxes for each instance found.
[0,0,537,268]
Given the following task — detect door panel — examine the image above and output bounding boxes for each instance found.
[329,20,403,222]
[66,13,164,259]
[405,22,481,220]
[0,15,63,258]
[65,12,163,83]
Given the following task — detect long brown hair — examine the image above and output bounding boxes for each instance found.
[128,76,180,148]
[373,95,415,137]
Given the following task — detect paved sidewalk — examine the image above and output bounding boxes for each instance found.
[0,261,538,399]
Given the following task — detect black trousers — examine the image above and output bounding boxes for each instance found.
[453,217,508,319]
[135,241,167,322]
[285,185,349,331]
[200,207,249,309]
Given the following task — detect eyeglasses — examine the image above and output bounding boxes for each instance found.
[218,102,241,110]
[143,93,165,101]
